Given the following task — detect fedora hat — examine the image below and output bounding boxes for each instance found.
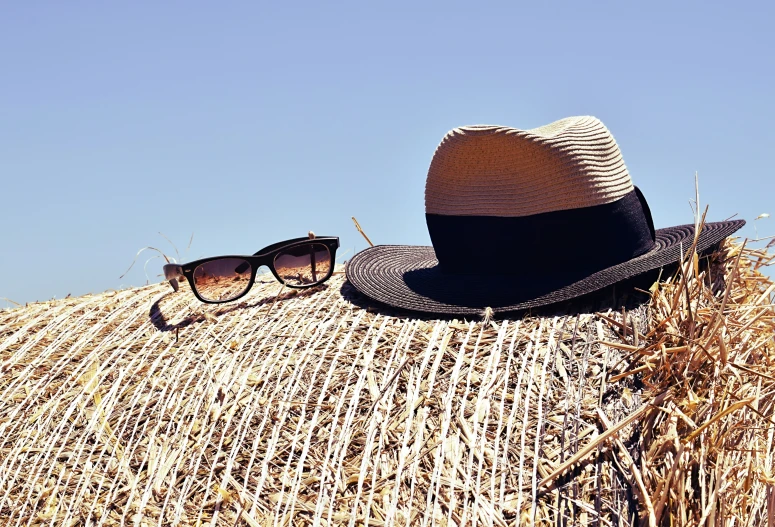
[346,116,745,315]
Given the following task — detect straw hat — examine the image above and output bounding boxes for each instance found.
[347,116,745,315]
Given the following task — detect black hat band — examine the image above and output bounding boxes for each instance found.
[426,188,656,290]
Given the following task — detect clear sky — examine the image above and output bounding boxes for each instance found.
[2,1,774,307]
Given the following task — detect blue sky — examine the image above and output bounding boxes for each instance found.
[2,1,773,307]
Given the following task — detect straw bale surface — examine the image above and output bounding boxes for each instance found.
[0,242,773,526]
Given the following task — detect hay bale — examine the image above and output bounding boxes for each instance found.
[0,241,773,526]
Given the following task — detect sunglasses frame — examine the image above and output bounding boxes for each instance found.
[163,236,340,304]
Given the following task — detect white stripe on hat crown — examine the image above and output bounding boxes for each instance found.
[425,116,633,217]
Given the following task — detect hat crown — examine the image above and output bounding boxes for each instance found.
[425,116,633,217]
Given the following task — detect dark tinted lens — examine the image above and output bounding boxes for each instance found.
[274,243,331,287]
[193,258,252,302]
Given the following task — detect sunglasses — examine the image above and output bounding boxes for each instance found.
[163,236,340,303]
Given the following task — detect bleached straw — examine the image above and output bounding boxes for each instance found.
[426,116,632,217]
[0,242,774,525]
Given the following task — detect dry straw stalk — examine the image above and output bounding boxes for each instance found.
[0,240,773,526]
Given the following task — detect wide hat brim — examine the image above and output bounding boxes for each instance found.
[346,220,745,316]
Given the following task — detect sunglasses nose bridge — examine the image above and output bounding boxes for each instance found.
[254,263,274,279]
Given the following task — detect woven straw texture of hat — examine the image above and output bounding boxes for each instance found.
[345,220,746,315]
[425,116,633,217]
[1,240,775,526]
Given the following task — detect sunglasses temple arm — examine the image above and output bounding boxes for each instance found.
[163,264,183,292]
[310,246,317,282]
[306,231,318,282]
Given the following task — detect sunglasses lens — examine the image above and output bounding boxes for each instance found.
[274,243,332,287]
[193,258,252,302]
